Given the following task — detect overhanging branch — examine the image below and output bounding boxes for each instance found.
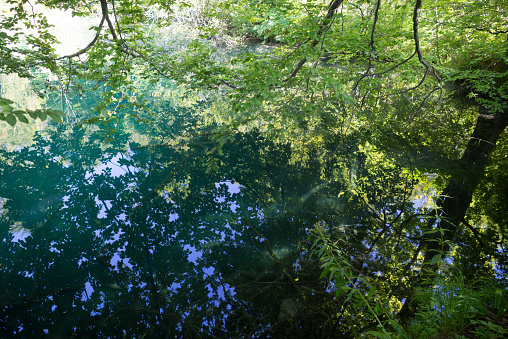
[413,0,441,83]
[52,0,118,61]
[351,0,381,92]
[285,0,344,81]
[353,0,442,94]
[56,16,105,60]
[100,0,119,41]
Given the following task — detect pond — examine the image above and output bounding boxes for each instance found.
[0,69,424,338]
[1,65,504,338]
[0,77,343,337]
[2,1,508,337]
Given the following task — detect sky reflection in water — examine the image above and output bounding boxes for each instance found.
[0,123,320,336]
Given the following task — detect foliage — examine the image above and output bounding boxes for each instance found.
[407,270,508,338]
[310,223,398,337]
[311,223,508,338]
[1,0,508,337]
[0,96,64,125]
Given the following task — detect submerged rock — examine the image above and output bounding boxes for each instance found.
[277,297,303,322]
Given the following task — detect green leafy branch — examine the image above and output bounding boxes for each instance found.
[0,97,65,126]
[309,224,400,337]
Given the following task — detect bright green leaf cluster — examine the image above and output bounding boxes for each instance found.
[0,97,65,126]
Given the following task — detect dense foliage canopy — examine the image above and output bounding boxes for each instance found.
[1,0,507,337]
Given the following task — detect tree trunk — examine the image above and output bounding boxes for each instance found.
[423,107,508,260]
[399,105,508,321]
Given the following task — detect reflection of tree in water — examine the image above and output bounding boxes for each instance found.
[0,120,336,335]
[0,127,264,334]
[3,115,494,337]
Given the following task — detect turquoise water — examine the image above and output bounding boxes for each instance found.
[1,92,357,337]
[3,78,482,337]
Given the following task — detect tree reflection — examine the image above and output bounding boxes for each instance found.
[0,117,353,336]
[1,92,506,336]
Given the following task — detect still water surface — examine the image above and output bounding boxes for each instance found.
[0,63,453,337]
[0,84,361,337]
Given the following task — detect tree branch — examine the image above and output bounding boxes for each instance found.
[461,218,485,246]
[55,16,106,60]
[100,0,119,41]
[111,0,124,41]
[465,25,508,35]
[413,0,440,82]
[369,0,380,52]
[285,0,344,81]
[351,0,381,92]
[52,0,119,61]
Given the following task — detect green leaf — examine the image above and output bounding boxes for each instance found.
[0,104,13,113]
[495,289,503,314]
[48,109,65,117]
[387,319,405,335]
[366,331,393,339]
[367,286,376,300]
[319,268,330,280]
[0,98,14,105]
[5,114,16,126]
[48,112,64,124]
[335,285,352,297]
[430,254,442,265]
[13,111,29,124]
[345,289,355,302]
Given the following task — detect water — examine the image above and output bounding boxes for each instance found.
[2,73,503,337]
[0,88,355,337]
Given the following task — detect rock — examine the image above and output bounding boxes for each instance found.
[277,298,303,322]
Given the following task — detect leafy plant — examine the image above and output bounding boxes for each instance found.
[310,223,402,337]
[407,269,508,339]
[0,97,65,125]
[470,319,508,339]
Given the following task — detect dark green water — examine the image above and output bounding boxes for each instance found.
[3,77,482,337]
[0,89,372,337]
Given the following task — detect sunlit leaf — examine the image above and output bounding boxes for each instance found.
[48,112,64,124]
[0,104,13,113]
